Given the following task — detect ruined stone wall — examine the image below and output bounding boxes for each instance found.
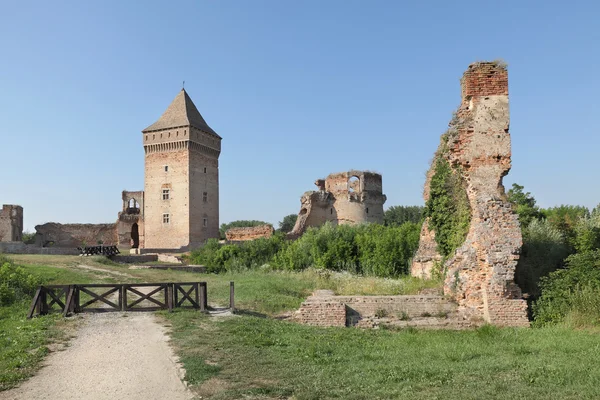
[225,224,274,241]
[0,242,79,255]
[0,205,23,242]
[411,61,528,327]
[289,171,386,236]
[117,190,144,248]
[35,222,117,248]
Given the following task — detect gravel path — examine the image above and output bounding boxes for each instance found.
[0,313,193,400]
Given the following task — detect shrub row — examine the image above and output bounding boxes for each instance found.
[189,222,421,278]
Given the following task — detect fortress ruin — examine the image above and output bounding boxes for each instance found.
[411,61,528,327]
[289,170,386,236]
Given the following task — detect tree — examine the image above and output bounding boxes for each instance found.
[542,205,590,250]
[278,214,297,233]
[573,214,600,254]
[507,183,543,229]
[515,219,569,298]
[21,231,36,245]
[384,206,424,227]
[219,220,269,240]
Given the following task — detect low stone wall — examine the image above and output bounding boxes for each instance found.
[295,290,458,327]
[111,254,159,263]
[486,296,530,327]
[295,300,347,327]
[341,295,456,318]
[0,242,79,255]
[225,225,274,241]
[157,254,183,264]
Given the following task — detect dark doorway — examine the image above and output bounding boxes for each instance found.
[131,223,139,248]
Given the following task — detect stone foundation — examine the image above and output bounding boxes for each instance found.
[295,290,465,328]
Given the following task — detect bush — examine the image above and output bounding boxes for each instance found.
[355,223,421,277]
[0,256,42,306]
[515,219,570,298]
[425,158,470,257]
[533,250,600,327]
[191,222,421,278]
[189,234,287,273]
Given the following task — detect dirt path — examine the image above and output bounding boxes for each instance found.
[0,313,193,400]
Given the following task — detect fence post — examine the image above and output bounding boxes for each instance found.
[167,284,173,312]
[229,281,235,311]
[121,285,127,311]
[40,288,48,316]
[63,286,74,317]
[199,282,207,312]
[194,283,200,310]
[75,286,80,313]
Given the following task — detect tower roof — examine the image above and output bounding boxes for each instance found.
[142,89,220,138]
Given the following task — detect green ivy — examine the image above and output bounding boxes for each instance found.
[425,157,471,257]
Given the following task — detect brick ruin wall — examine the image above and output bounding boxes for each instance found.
[295,291,457,327]
[225,224,274,241]
[0,242,79,255]
[410,61,528,327]
[0,205,23,242]
[34,222,118,248]
[117,190,144,249]
[289,170,387,236]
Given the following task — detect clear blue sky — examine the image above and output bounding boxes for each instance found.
[1,1,599,231]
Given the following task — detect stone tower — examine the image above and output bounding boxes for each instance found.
[142,89,221,250]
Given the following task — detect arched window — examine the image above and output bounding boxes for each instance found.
[348,176,360,193]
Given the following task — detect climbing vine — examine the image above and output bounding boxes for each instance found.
[425,156,471,257]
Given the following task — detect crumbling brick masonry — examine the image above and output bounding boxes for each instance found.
[225,224,274,241]
[0,205,23,242]
[289,170,386,236]
[411,61,528,327]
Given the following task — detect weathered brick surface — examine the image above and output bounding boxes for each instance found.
[0,205,23,242]
[296,292,459,327]
[117,190,144,249]
[290,170,386,236]
[225,224,274,241]
[295,300,347,327]
[411,61,528,327]
[34,222,118,247]
[0,242,79,255]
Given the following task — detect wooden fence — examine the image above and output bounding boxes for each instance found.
[27,282,233,318]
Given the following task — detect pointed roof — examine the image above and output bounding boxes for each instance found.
[142,89,220,138]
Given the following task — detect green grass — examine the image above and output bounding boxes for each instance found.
[163,312,600,399]
[0,302,71,390]
[17,254,600,399]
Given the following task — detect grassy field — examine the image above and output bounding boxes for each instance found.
[0,254,435,390]
[4,254,600,399]
[163,311,600,399]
